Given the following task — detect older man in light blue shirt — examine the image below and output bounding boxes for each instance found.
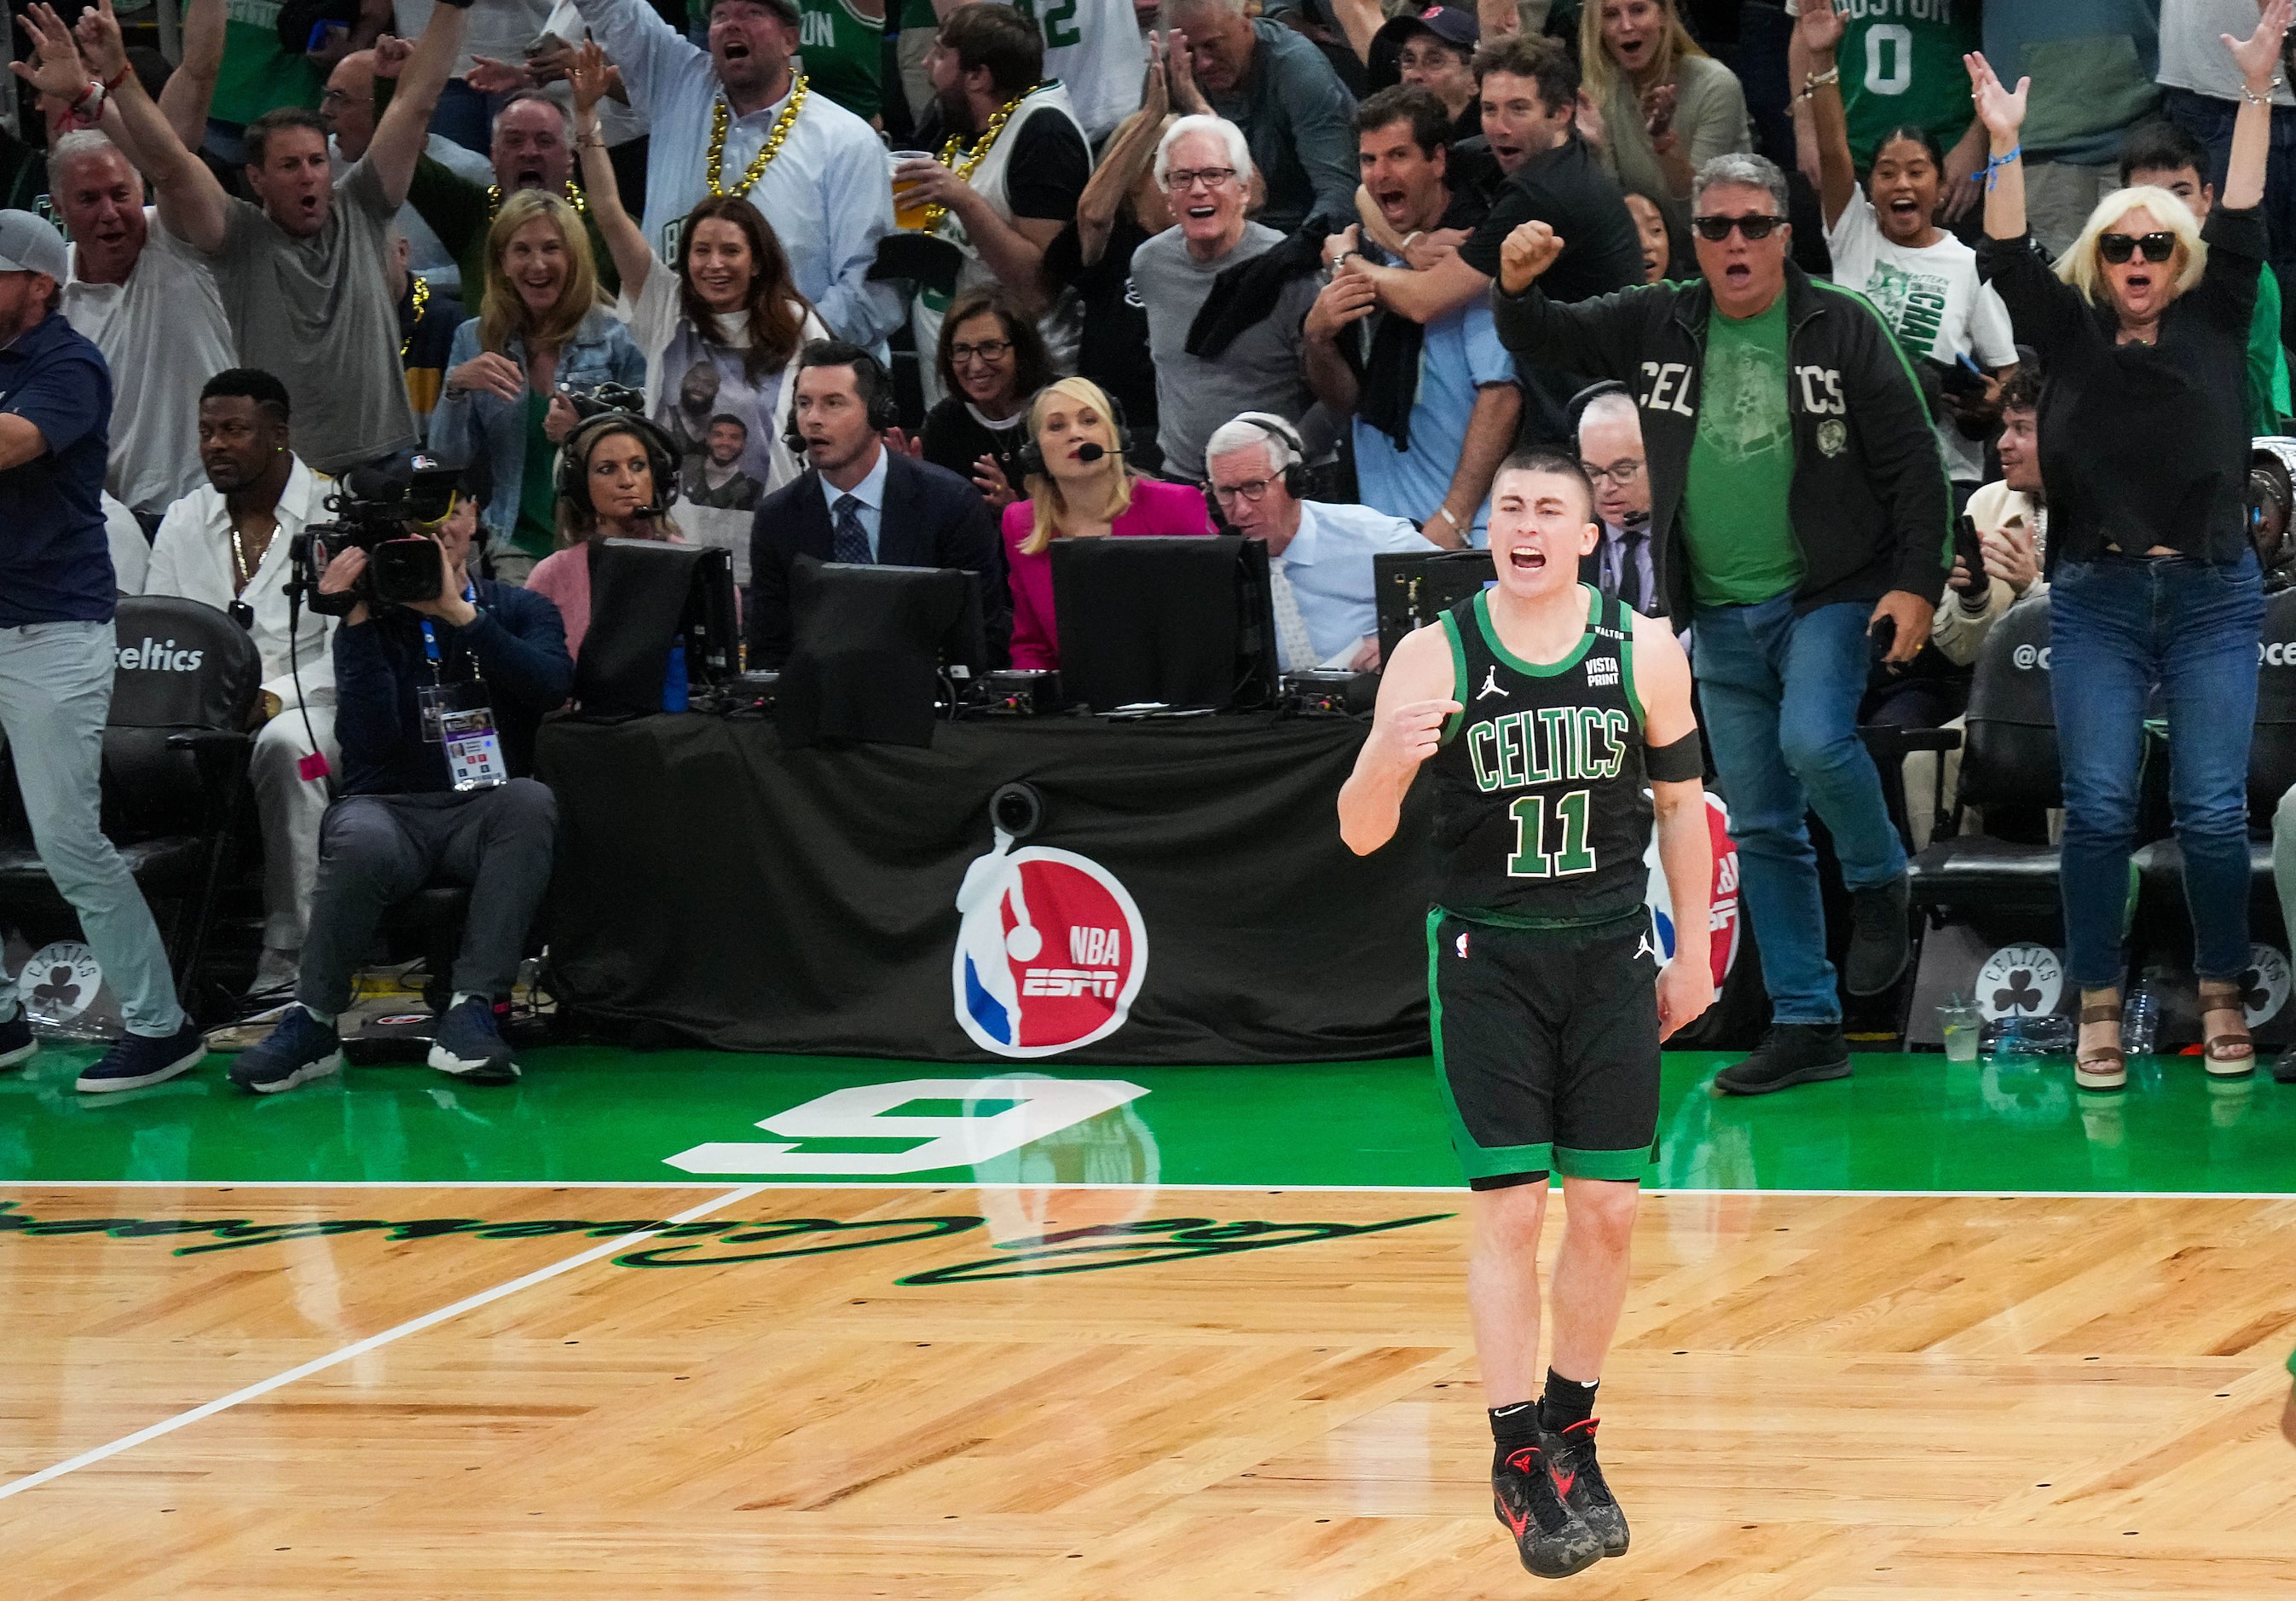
[1204,412,1442,671]
[570,0,901,346]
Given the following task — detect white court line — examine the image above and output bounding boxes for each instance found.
[9,1180,2296,1199]
[0,1182,765,1505]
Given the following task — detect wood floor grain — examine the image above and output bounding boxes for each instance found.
[3,1186,2293,1597]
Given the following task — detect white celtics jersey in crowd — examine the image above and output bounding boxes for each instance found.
[1003,0,1144,139]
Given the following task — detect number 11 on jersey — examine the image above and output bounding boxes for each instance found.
[1507,789,1598,878]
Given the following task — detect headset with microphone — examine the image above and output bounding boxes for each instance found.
[781,349,902,459]
[556,409,685,520]
[1012,387,1134,482]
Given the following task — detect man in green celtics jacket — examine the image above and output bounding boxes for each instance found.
[1493,150,1952,1100]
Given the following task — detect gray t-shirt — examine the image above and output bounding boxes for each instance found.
[207,157,414,473]
[1131,222,1318,482]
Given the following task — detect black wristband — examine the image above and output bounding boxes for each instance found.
[1645,729,1703,784]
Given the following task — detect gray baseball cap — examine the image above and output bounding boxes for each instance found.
[0,211,68,280]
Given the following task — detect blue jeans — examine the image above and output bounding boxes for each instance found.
[1692,597,1908,1026]
[2049,552,2264,989]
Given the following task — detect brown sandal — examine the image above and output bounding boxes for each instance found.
[2198,981,2255,1078]
[2075,1001,2126,1091]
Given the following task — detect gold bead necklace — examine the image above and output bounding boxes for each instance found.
[707,77,810,200]
[922,89,1032,232]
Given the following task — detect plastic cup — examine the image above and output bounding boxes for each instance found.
[1938,1000,1981,1063]
[889,150,934,230]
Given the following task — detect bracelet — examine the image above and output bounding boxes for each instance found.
[2243,73,2284,106]
[1982,144,2021,191]
[1437,506,1461,530]
[1795,64,1839,105]
[102,65,131,93]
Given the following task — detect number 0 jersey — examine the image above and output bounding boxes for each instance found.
[1427,586,1652,928]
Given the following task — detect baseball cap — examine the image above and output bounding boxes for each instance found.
[0,211,67,280]
[1374,4,1480,52]
[707,0,801,26]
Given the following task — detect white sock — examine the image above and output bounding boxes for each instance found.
[451,991,484,1010]
[300,1003,336,1027]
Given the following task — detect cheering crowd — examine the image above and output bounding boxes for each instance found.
[2,0,2296,1106]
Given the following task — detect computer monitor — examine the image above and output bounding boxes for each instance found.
[575,540,741,716]
[1374,547,1495,667]
[777,557,986,747]
[1051,535,1279,713]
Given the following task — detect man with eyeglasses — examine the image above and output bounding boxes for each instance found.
[1163,0,1360,234]
[1493,150,1951,1098]
[1131,114,1323,482]
[1571,385,1658,616]
[319,44,494,303]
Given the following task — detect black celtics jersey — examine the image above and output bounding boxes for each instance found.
[1427,585,1652,927]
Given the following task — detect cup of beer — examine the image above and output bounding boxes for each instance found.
[889,150,935,230]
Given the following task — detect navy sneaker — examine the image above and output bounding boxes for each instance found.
[0,1009,35,1071]
[76,1019,209,1094]
[428,997,518,1085]
[228,1006,344,1095]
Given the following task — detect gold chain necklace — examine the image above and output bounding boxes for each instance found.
[922,89,1031,231]
[399,273,430,359]
[228,515,273,597]
[487,180,589,217]
[707,77,809,200]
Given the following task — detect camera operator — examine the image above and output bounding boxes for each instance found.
[227,488,574,1095]
[0,208,207,1094]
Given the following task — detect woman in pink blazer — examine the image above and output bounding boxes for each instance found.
[1003,377,1214,669]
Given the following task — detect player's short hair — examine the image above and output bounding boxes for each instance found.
[1494,444,1594,520]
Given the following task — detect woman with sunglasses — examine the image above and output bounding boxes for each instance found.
[1966,3,2287,1089]
[919,286,1058,512]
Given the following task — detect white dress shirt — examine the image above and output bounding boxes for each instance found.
[1273,500,1440,667]
[818,444,892,560]
[570,0,901,346]
[142,458,338,711]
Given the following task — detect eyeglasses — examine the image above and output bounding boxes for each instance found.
[1580,457,1645,488]
[1210,477,1272,505]
[1690,213,1784,241]
[2098,231,2176,264]
[949,338,1013,366]
[1165,166,1239,193]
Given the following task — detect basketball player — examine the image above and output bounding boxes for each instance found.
[1339,446,1714,1578]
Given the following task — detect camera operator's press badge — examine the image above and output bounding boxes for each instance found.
[418,604,506,791]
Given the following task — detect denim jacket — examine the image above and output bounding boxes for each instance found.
[430,307,648,552]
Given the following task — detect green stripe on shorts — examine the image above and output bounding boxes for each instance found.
[1554,1145,1651,1182]
[1428,907,1555,1183]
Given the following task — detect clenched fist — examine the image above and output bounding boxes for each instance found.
[1500,219,1566,295]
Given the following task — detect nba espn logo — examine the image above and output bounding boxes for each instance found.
[952,834,1148,1058]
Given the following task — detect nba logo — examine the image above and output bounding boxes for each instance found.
[1641,790,1744,987]
[952,830,1149,1058]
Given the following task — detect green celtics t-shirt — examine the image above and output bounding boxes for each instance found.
[514,392,560,559]
[1681,294,1802,609]
[211,0,323,127]
[798,0,886,121]
[1804,0,1980,169]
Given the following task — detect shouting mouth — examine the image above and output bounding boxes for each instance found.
[1185,202,1218,223]
[1507,546,1547,573]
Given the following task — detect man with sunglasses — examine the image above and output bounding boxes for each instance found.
[143,369,339,1000]
[1493,151,1952,1097]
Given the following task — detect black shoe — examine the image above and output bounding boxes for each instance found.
[1843,875,1911,996]
[76,1020,208,1094]
[228,1005,344,1095]
[1492,1442,1605,1578]
[0,1009,34,1072]
[1541,1418,1628,1557]
[1715,1022,1853,1096]
[428,997,519,1085]
[2270,1051,2295,1085]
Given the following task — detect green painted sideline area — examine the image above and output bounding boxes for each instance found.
[3,1043,2293,1193]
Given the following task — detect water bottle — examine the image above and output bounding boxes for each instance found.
[2120,985,2159,1056]
[662,633,690,712]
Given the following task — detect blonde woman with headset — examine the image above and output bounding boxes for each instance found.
[1003,377,1213,670]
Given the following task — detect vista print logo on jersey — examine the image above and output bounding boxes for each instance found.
[953,828,1148,1057]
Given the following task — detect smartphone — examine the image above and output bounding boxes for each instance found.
[1867,613,1899,664]
[1952,513,1987,584]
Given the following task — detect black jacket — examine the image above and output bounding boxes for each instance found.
[333,579,575,797]
[1492,265,1952,621]
[745,447,1012,668]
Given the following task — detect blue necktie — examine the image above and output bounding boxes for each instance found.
[832,493,871,564]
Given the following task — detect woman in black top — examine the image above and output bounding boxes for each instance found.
[918,285,1056,515]
[1968,8,2283,1088]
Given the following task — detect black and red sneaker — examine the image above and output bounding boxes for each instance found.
[1492,1441,1605,1578]
[1541,1417,1628,1557]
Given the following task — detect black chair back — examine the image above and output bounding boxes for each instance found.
[2252,587,2296,818]
[104,597,260,841]
[1958,594,2060,812]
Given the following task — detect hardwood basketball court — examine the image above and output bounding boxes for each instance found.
[4,1046,2294,1596]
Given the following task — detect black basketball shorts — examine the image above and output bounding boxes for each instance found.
[1426,907,1662,1187]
